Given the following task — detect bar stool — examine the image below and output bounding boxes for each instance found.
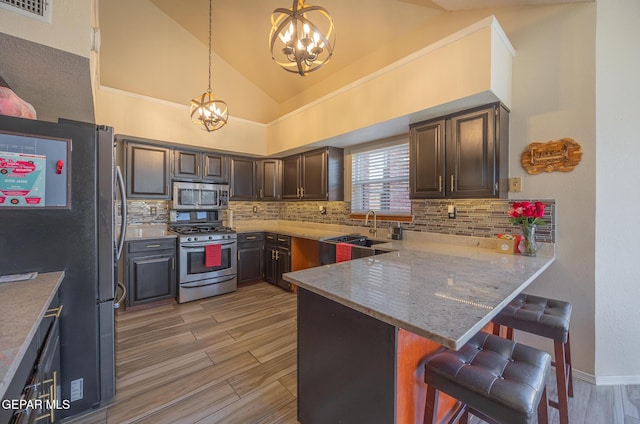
[492,294,573,424]
[424,331,550,424]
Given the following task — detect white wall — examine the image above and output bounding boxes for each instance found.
[0,0,92,57]
[595,0,640,382]
[95,86,267,155]
[496,4,598,377]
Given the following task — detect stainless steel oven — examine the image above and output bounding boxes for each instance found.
[177,234,237,303]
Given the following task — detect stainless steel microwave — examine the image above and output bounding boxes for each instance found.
[172,181,229,210]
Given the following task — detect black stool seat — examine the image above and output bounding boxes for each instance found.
[492,293,573,424]
[424,332,550,424]
[493,294,571,343]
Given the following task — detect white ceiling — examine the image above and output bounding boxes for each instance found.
[98,0,590,123]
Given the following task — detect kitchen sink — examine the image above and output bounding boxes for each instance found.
[318,235,389,265]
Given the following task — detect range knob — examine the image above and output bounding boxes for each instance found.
[193,237,199,242]
[208,236,213,240]
[187,237,192,242]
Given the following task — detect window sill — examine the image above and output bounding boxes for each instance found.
[349,213,413,222]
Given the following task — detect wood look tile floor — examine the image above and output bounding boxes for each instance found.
[65,282,640,424]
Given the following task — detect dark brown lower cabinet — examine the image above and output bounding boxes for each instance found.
[264,233,292,291]
[124,238,176,308]
[237,232,265,284]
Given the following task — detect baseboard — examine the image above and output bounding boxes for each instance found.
[572,368,640,385]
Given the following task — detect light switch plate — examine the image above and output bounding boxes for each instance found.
[509,177,522,192]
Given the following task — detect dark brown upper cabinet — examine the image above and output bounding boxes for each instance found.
[257,159,282,201]
[125,142,171,199]
[173,149,228,183]
[410,103,509,199]
[229,156,256,201]
[282,147,344,201]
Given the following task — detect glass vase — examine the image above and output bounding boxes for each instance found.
[519,223,537,256]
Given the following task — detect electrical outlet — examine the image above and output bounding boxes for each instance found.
[149,206,157,216]
[252,206,258,213]
[447,205,456,219]
[509,177,522,193]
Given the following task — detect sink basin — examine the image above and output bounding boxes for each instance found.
[319,235,388,265]
[343,236,386,247]
[323,234,385,246]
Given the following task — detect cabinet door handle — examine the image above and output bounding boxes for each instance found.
[246,236,257,240]
[438,176,443,193]
[296,187,300,198]
[277,238,286,242]
[260,188,263,198]
[271,249,275,260]
[146,244,161,248]
[275,250,280,260]
[237,251,240,261]
[230,187,233,197]
[450,175,455,192]
[301,187,304,198]
[171,257,175,270]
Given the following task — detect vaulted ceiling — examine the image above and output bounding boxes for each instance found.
[97,0,590,123]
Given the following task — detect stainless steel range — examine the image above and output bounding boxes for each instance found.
[170,210,237,303]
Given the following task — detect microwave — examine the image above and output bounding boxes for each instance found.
[172,182,229,210]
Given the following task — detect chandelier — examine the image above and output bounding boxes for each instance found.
[269,0,335,76]
[190,0,228,132]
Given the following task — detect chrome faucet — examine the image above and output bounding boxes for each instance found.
[364,210,377,238]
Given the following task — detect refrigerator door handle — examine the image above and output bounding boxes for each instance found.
[115,165,127,261]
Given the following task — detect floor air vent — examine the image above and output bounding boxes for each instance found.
[0,0,50,23]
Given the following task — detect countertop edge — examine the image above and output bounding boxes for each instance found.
[0,270,65,400]
[448,254,557,349]
[285,246,557,350]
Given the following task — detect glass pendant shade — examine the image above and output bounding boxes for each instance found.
[269,0,335,76]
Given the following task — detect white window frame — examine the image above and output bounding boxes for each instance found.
[348,136,411,215]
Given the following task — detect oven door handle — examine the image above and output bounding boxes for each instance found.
[181,275,236,288]
[181,241,237,249]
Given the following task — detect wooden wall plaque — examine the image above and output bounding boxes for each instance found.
[521,137,582,174]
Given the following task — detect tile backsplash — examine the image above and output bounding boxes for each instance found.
[120,200,170,224]
[123,198,556,242]
[229,198,556,242]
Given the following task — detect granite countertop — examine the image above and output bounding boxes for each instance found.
[0,271,65,400]
[124,224,176,241]
[235,222,352,241]
[283,241,555,350]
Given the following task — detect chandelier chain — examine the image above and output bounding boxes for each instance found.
[207,0,212,93]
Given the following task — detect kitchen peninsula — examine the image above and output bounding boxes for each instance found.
[283,239,555,424]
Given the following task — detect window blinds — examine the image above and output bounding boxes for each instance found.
[351,142,411,214]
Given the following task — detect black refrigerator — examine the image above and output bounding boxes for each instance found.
[0,115,125,419]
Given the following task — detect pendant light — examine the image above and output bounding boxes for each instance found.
[190,0,228,132]
[269,0,335,76]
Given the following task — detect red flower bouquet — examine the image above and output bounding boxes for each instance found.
[508,201,546,256]
[508,201,546,226]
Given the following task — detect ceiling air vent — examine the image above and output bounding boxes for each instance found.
[0,0,51,23]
